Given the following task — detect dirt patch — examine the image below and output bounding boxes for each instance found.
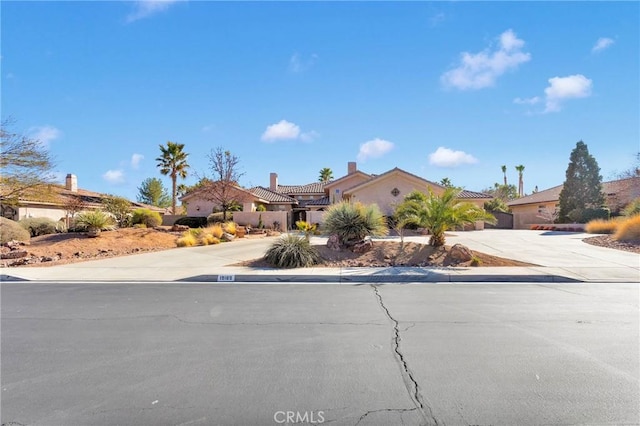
[238,241,536,268]
[2,228,181,267]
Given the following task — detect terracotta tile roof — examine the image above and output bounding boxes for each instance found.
[458,189,493,199]
[506,177,640,206]
[248,186,297,204]
[277,182,327,194]
[303,196,330,206]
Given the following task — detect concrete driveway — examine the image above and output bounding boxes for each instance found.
[2,230,638,283]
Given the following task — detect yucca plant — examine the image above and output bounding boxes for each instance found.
[264,234,320,268]
[322,201,388,247]
[74,210,115,237]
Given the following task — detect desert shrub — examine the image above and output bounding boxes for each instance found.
[133,223,147,229]
[131,208,162,228]
[622,198,640,217]
[585,218,622,234]
[175,216,207,228]
[176,232,198,247]
[263,234,320,268]
[295,220,316,240]
[1,217,30,243]
[19,217,58,237]
[223,221,237,235]
[206,224,224,239]
[199,232,220,245]
[322,201,388,246]
[75,210,115,231]
[614,215,640,241]
[470,255,482,267]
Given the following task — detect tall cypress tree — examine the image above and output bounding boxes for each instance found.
[558,141,605,222]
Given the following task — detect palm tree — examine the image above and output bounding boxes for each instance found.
[515,165,525,197]
[501,165,508,186]
[318,167,334,182]
[439,177,453,188]
[156,141,190,215]
[395,187,496,247]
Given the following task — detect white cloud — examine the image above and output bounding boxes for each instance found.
[261,119,304,142]
[513,96,541,105]
[300,130,320,143]
[543,74,592,113]
[28,125,61,148]
[131,153,144,169]
[592,37,614,53]
[428,147,478,167]
[357,138,395,162]
[103,169,125,184]
[126,0,183,23]
[441,29,531,90]
[288,53,318,73]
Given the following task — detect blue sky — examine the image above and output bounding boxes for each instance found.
[2,1,638,201]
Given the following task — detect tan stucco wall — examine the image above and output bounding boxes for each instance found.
[306,210,326,225]
[233,211,288,232]
[511,202,557,229]
[325,174,370,203]
[348,175,442,216]
[18,206,68,222]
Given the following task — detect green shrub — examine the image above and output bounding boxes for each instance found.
[322,201,388,246]
[622,198,640,217]
[19,217,58,237]
[75,210,115,232]
[133,223,147,229]
[1,217,30,244]
[264,234,320,268]
[256,204,266,212]
[131,208,162,228]
[175,216,207,228]
[569,207,610,223]
[615,215,640,241]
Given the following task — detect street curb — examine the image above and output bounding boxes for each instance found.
[178,274,583,283]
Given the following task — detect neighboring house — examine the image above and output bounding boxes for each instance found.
[0,174,165,222]
[507,176,640,229]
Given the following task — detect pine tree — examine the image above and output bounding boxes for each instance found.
[558,141,605,223]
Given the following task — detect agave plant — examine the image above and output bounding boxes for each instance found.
[322,201,388,247]
[74,210,115,237]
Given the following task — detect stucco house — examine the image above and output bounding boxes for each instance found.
[0,174,165,222]
[181,161,493,229]
[507,176,640,229]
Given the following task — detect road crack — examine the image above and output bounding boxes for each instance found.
[371,285,442,426]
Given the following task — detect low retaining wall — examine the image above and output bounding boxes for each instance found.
[233,211,288,232]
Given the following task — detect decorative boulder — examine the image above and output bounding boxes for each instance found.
[352,239,373,254]
[326,234,342,251]
[447,243,473,263]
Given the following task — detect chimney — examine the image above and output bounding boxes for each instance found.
[65,174,78,192]
[270,173,278,191]
[348,162,357,175]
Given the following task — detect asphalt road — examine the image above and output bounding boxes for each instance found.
[2,282,638,426]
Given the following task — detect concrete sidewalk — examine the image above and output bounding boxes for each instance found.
[2,230,638,283]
